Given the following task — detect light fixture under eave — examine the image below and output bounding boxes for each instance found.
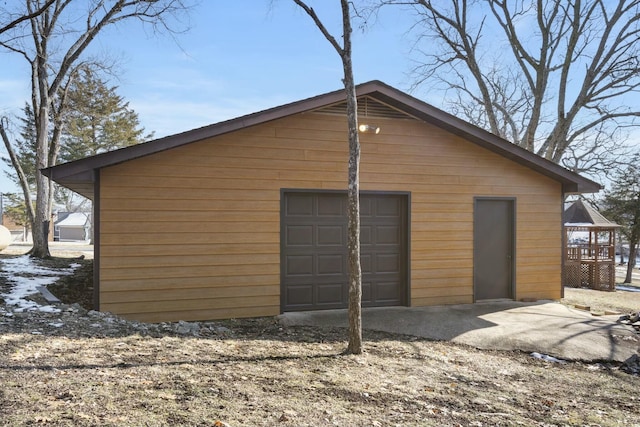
[358,124,380,134]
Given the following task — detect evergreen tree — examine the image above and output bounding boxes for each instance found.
[600,155,640,283]
[60,67,152,163]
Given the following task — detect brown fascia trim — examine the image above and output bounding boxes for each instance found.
[42,80,601,194]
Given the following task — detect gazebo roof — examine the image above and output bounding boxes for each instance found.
[564,199,620,228]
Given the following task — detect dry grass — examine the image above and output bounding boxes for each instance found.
[1,328,639,426]
[563,286,640,314]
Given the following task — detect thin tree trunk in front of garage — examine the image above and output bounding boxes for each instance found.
[344,58,362,355]
[291,0,363,354]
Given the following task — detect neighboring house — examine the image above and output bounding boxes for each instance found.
[44,81,601,322]
[54,212,91,242]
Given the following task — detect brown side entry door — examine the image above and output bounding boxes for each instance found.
[474,198,515,300]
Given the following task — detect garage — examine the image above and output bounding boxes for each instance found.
[281,191,409,311]
[43,81,601,322]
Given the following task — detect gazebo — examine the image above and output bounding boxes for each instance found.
[563,200,620,291]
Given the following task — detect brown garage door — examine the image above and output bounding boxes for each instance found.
[281,191,408,312]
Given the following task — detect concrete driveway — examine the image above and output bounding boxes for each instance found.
[279,301,639,362]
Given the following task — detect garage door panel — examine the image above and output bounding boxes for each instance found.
[361,254,372,273]
[362,281,372,301]
[286,225,313,246]
[318,195,346,216]
[376,197,402,216]
[360,197,372,216]
[317,283,344,305]
[360,226,372,244]
[376,253,400,273]
[375,281,402,302]
[282,191,407,311]
[376,226,401,245]
[317,225,344,246]
[287,285,313,306]
[317,254,345,275]
[286,255,314,275]
[286,194,314,216]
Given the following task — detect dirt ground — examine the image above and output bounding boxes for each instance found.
[1,254,639,426]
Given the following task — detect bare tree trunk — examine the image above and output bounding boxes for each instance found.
[626,242,638,284]
[292,0,363,354]
[32,104,51,258]
[341,1,362,355]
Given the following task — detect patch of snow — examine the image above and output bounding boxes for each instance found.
[530,352,567,364]
[616,285,640,293]
[37,304,62,313]
[0,255,78,313]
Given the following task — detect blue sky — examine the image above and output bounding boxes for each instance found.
[0,1,421,193]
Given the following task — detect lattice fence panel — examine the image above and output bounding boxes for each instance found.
[580,264,591,287]
[593,263,616,291]
[563,263,581,288]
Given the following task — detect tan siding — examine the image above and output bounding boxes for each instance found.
[100,112,562,321]
[101,274,278,292]
[101,264,278,281]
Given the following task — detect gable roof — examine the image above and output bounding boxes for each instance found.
[43,80,601,199]
[564,199,620,228]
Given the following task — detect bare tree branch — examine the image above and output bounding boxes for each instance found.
[0,0,56,35]
[292,0,344,55]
